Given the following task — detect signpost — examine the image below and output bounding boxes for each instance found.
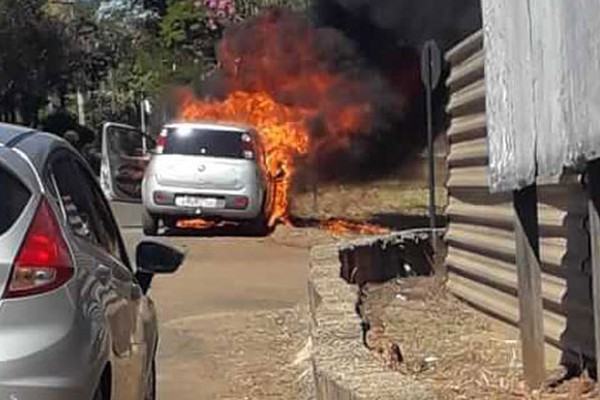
[140,99,152,134]
[421,40,442,251]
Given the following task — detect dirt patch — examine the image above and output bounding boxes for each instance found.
[268,224,337,249]
[359,278,599,399]
[161,306,313,400]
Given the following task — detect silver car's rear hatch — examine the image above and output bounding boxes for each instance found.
[154,155,252,191]
[155,125,258,191]
[0,149,37,298]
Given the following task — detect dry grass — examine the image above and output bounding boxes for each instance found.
[362,279,598,399]
[291,178,447,221]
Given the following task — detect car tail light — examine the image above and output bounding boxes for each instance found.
[156,129,167,154]
[231,196,249,210]
[153,191,174,205]
[3,198,74,299]
[242,133,255,160]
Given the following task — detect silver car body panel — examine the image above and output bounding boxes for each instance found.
[0,126,157,400]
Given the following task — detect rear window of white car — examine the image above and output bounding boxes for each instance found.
[164,128,249,159]
[0,166,31,235]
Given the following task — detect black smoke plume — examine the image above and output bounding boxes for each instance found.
[156,2,482,182]
[306,0,482,181]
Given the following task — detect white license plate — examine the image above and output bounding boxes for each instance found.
[175,196,220,208]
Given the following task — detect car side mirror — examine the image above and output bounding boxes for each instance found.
[135,241,185,293]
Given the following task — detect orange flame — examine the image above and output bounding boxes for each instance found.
[176,218,217,229]
[321,219,390,237]
[177,10,373,227]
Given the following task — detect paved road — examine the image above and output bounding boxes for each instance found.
[111,202,316,399]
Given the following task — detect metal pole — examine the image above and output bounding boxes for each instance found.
[421,40,441,253]
[77,88,86,126]
[140,100,146,134]
[426,64,436,243]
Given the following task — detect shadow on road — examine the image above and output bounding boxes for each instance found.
[160,224,273,238]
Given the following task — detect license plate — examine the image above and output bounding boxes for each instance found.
[175,196,220,208]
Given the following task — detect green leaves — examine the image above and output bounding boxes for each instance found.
[0,0,69,124]
[0,0,308,128]
[160,0,206,48]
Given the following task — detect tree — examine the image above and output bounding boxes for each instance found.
[0,0,69,125]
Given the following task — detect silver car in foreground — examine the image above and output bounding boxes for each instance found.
[141,122,276,235]
[0,123,184,400]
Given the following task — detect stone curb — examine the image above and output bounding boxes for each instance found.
[307,243,435,400]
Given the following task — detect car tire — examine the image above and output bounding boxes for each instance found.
[163,216,178,230]
[143,209,159,236]
[248,209,271,237]
[144,360,157,400]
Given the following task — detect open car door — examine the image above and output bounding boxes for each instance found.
[100,122,153,202]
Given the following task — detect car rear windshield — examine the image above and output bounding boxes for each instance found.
[0,166,31,236]
[164,128,246,158]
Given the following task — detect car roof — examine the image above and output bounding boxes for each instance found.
[165,121,254,133]
[0,123,36,146]
[0,123,79,174]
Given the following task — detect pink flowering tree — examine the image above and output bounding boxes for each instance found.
[203,0,238,30]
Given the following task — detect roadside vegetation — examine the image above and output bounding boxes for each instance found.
[0,0,307,137]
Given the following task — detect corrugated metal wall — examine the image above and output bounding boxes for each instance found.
[444,30,593,361]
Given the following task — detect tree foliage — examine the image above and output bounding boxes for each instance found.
[0,0,68,124]
[0,0,307,131]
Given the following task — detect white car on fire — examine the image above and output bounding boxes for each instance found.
[141,122,277,235]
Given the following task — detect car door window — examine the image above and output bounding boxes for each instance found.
[82,164,130,267]
[0,165,31,236]
[51,156,128,265]
[52,157,102,244]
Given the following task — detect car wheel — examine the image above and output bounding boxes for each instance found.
[142,208,159,236]
[247,209,271,237]
[144,360,157,400]
[163,216,178,230]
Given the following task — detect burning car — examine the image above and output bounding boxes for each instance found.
[141,122,279,236]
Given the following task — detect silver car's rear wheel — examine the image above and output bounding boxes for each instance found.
[247,209,270,237]
[142,208,158,236]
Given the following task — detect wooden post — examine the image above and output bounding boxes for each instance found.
[586,159,600,380]
[513,184,545,388]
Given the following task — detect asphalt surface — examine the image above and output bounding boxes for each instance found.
[111,202,314,399]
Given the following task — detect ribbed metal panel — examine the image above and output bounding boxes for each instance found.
[444,30,591,359]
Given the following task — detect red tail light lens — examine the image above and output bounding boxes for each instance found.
[231,196,249,209]
[3,198,74,299]
[242,133,255,160]
[156,130,167,154]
